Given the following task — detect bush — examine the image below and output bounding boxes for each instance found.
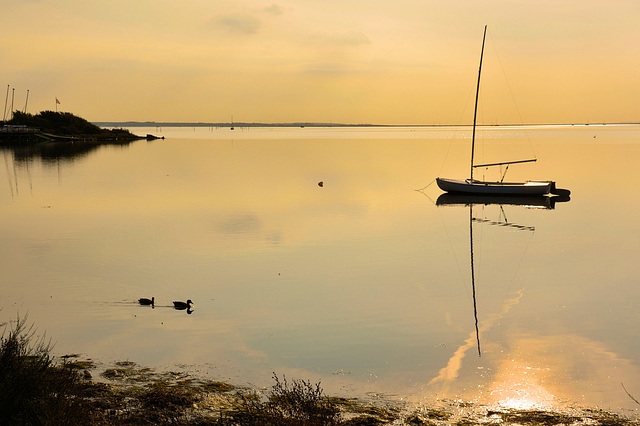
[0,315,91,425]
[226,373,341,426]
[10,111,102,135]
[8,111,138,139]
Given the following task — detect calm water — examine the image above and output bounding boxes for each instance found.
[1,125,639,416]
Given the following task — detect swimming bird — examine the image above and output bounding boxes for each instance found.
[139,297,154,306]
[173,299,193,310]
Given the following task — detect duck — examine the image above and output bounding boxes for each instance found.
[138,297,154,306]
[173,299,193,310]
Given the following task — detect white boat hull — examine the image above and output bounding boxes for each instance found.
[436,178,552,196]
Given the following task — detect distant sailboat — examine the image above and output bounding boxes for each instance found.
[436,26,567,197]
[230,115,235,131]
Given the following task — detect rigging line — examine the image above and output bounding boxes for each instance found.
[499,205,507,223]
[435,203,469,303]
[415,178,436,192]
[487,29,538,159]
[415,182,438,207]
[500,164,509,182]
[488,29,526,126]
[502,216,536,299]
[476,203,486,268]
[437,71,476,177]
[475,91,486,175]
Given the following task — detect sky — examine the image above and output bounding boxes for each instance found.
[2,0,640,124]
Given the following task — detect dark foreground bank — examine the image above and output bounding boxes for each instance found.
[1,317,638,425]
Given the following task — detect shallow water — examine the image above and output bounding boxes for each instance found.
[1,125,639,418]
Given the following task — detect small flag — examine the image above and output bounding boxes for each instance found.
[55,97,60,104]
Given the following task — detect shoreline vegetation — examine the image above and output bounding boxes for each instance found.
[1,317,638,425]
[0,111,162,145]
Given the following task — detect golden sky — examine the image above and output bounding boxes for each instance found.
[2,0,639,124]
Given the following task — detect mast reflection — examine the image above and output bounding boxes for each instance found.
[436,192,570,358]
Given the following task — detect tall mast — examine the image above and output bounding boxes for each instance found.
[3,85,9,122]
[470,25,487,181]
[23,89,29,113]
[10,88,15,121]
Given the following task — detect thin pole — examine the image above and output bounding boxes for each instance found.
[473,158,537,168]
[3,85,9,121]
[23,90,29,113]
[10,88,14,120]
[470,25,487,181]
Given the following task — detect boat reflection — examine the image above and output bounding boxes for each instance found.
[436,192,570,358]
[436,192,570,209]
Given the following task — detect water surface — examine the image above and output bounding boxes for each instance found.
[1,125,639,417]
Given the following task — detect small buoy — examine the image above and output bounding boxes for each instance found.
[318,181,324,187]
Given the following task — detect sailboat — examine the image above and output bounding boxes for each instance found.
[436,26,567,197]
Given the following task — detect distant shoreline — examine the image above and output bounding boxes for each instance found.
[93,121,640,128]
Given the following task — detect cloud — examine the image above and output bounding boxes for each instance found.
[430,290,524,385]
[263,4,284,16]
[297,31,372,76]
[211,13,261,35]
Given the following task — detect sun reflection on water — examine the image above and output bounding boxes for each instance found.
[485,360,557,411]
[420,331,640,422]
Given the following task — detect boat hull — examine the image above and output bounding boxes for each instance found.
[436,178,552,196]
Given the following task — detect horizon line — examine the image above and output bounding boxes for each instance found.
[92,121,640,128]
